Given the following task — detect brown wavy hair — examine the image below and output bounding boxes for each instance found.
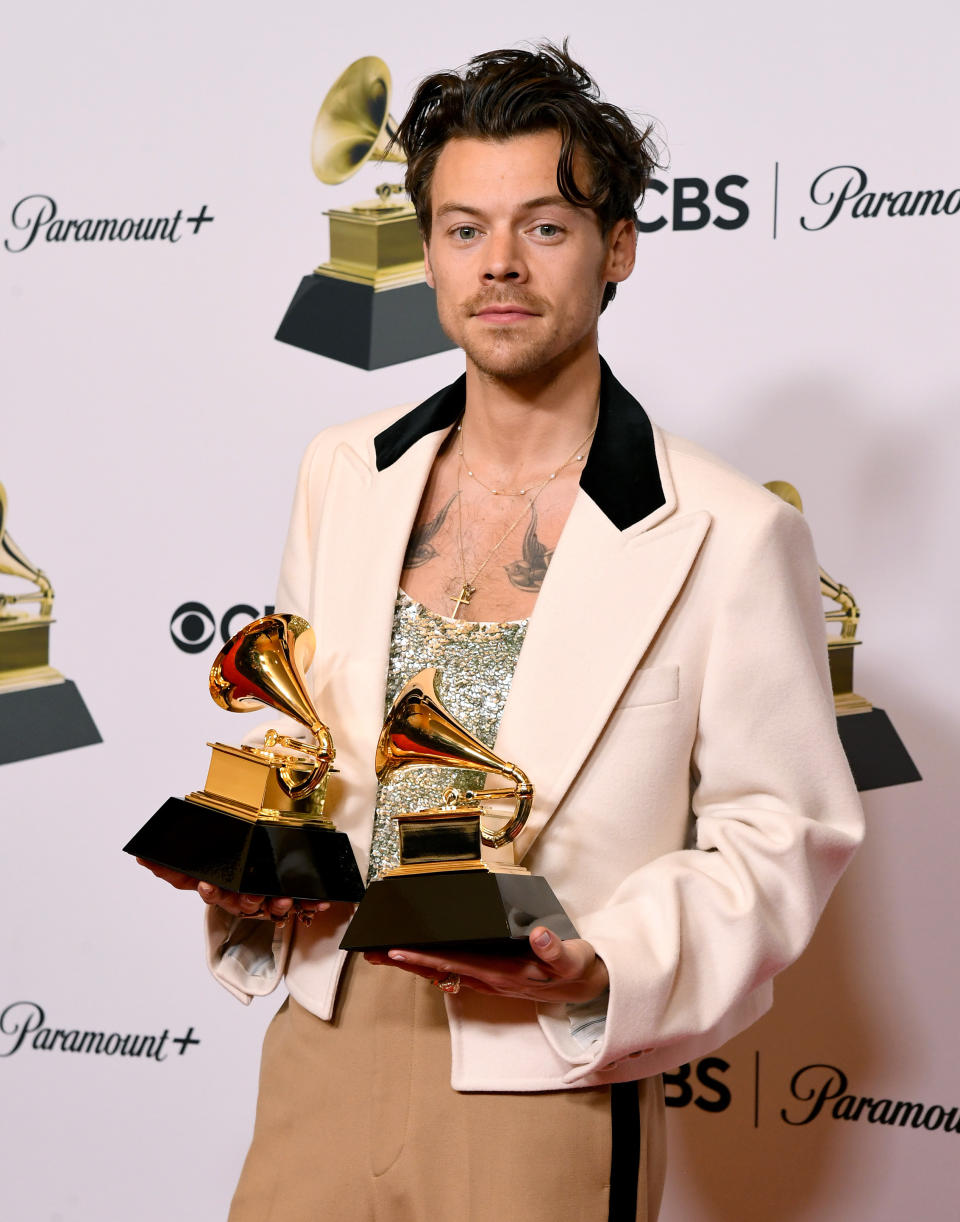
[394,41,663,308]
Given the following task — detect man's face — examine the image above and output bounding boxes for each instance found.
[423,130,635,382]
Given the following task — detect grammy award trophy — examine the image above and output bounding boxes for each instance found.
[124,613,364,901]
[341,668,577,953]
[0,481,101,765]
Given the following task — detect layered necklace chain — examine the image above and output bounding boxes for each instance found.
[457,421,592,497]
[448,415,598,617]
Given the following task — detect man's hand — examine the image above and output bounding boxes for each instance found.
[364,926,609,1005]
[135,858,330,922]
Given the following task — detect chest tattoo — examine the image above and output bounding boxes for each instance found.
[403,491,458,569]
[503,504,553,592]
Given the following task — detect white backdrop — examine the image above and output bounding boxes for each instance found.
[2,2,957,1219]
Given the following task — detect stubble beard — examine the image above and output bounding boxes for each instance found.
[438,284,603,384]
[440,292,565,383]
[460,327,563,382]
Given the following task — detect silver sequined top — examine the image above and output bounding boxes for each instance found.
[366,589,529,883]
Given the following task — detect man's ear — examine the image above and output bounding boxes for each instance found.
[603,219,637,285]
[423,240,435,288]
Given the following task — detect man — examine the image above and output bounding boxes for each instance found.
[143,43,862,1221]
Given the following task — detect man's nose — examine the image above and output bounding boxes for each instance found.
[482,231,527,282]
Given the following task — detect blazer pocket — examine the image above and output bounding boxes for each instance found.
[616,663,679,709]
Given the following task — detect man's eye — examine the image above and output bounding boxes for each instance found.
[535,223,561,238]
[454,225,478,240]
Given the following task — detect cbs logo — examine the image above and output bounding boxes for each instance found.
[638,176,749,232]
[663,1057,732,1112]
[170,602,275,654]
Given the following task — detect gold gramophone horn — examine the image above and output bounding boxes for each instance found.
[311,55,406,186]
[376,668,533,850]
[209,613,335,800]
[0,482,54,618]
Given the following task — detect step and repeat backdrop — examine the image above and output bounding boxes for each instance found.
[2,3,957,1219]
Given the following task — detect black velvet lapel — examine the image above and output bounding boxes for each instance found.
[374,375,467,471]
[584,359,665,530]
[373,358,665,531]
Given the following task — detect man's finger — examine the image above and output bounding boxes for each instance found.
[364,951,452,983]
[136,858,199,891]
[237,893,266,913]
[529,929,590,979]
[197,882,265,914]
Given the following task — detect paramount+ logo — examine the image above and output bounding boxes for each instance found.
[783,1063,960,1136]
[0,1000,200,1063]
[801,166,960,230]
[3,194,215,252]
[170,601,275,654]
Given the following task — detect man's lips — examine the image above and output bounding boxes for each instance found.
[473,304,539,321]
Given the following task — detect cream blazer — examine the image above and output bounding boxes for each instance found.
[206,361,864,1091]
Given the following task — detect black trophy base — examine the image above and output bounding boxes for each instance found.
[275,274,456,370]
[0,680,101,765]
[340,869,578,954]
[836,707,921,792]
[124,797,364,902]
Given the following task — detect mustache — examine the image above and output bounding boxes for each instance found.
[465,291,546,315]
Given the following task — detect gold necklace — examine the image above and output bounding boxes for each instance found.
[456,419,596,497]
[449,468,553,615]
[448,419,598,617]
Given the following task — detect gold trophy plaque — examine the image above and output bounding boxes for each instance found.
[341,668,577,953]
[274,55,456,369]
[0,481,100,764]
[124,614,364,901]
[766,480,919,791]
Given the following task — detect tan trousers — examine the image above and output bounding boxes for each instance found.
[229,955,666,1222]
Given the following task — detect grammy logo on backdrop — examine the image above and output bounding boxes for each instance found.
[765,481,920,791]
[275,56,456,370]
[0,482,100,765]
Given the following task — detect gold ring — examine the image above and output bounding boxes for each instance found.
[433,973,462,995]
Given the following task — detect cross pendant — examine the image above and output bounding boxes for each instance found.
[449,583,476,613]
